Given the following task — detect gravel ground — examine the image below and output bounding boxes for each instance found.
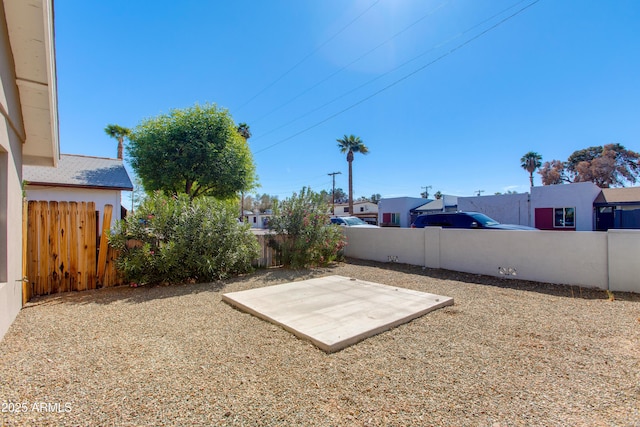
[1,259,639,426]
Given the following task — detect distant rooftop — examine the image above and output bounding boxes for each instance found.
[594,187,640,205]
[412,195,458,212]
[23,154,133,191]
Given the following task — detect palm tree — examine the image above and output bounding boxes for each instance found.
[520,151,542,187]
[237,122,251,139]
[337,134,369,215]
[104,124,131,160]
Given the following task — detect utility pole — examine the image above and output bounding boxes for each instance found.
[421,185,432,198]
[328,171,342,215]
[475,190,485,196]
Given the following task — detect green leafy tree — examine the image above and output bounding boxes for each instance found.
[127,103,256,199]
[539,143,640,188]
[255,193,278,212]
[332,187,347,203]
[370,193,381,204]
[242,194,255,212]
[318,189,332,205]
[130,176,147,213]
[104,124,131,160]
[337,134,369,215]
[520,151,542,187]
[267,187,346,268]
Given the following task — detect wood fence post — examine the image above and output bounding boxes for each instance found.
[49,201,60,294]
[85,202,97,290]
[96,205,113,286]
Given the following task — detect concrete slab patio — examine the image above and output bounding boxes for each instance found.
[222,275,453,352]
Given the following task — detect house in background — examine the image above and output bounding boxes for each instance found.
[456,183,601,231]
[531,182,602,231]
[23,154,134,230]
[333,201,378,224]
[411,195,458,224]
[1,0,58,340]
[378,197,425,227]
[379,184,640,231]
[246,210,272,229]
[458,193,530,226]
[457,182,640,231]
[593,187,640,230]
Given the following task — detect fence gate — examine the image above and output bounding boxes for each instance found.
[24,201,123,302]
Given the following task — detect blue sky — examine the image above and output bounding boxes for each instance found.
[54,0,640,202]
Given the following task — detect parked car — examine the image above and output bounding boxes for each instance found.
[411,212,537,230]
[331,216,379,228]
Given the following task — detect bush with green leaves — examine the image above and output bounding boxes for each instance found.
[267,187,346,268]
[110,192,259,284]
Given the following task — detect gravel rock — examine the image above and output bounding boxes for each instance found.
[1,259,639,426]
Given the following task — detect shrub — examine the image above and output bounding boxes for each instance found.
[109,192,259,284]
[267,187,346,268]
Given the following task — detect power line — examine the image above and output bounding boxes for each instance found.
[235,0,381,112]
[251,0,533,144]
[250,0,452,125]
[263,173,336,196]
[254,0,540,155]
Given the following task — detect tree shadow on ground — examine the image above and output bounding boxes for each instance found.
[23,259,639,308]
[22,266,333,308]
[344,258,640,302]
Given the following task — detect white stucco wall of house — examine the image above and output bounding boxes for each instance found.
[458,193,531,226]
[530,182,602,231]
[378,197,425,228]
[333,202,378,217]
[247,213,272,229]
[26,186,123,230]
[0,7,26,340]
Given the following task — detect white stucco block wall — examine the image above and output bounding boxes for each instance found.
[424,227,441,269]
[438,229,608,288]
[607,229,640,293]
[341,226,640,292]
[26,186,123,230]
[458,193,531,226]
[530,183,601,231]
[343,228,425,266]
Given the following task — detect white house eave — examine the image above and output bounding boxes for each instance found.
[3,0,59,167]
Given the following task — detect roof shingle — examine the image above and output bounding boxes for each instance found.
[23,154,133,190]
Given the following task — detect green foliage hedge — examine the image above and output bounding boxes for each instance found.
[110,192,259,285]
[267,187,346,268]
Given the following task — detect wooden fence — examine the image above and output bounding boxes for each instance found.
[253,233,284,268]
[22,202,286,302]
[23,201,123,302]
